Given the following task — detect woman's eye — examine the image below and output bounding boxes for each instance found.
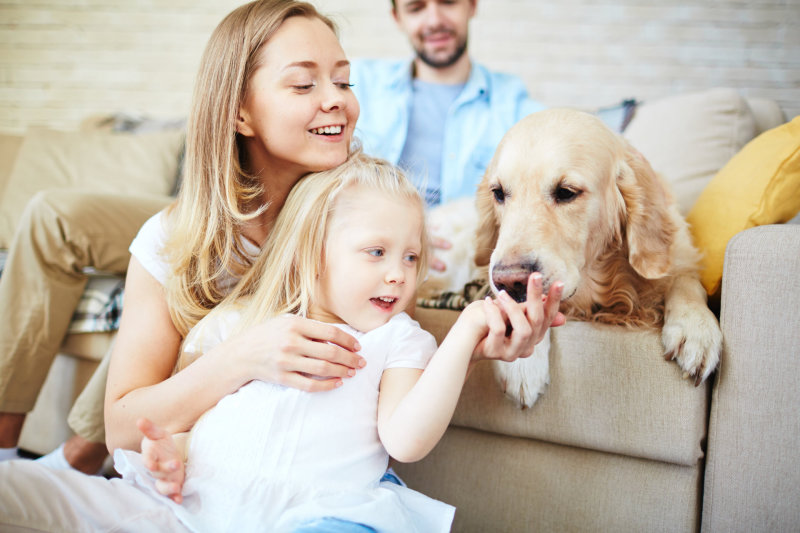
[367,248,384,257]
[293,84,314,91]
[336,82,354,90]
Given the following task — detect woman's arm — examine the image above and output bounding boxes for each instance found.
[105,257,366,453]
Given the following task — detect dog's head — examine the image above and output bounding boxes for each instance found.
[474,108,676,304]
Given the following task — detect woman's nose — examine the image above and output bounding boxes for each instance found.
[321,84,346,112]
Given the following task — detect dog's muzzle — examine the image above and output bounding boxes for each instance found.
[491,261,542,302]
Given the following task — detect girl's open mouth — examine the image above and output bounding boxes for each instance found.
[370,296,397,310]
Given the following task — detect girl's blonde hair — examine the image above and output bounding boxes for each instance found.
[164,0,337,336]
[228,149,429,329]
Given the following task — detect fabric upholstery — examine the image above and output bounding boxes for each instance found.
[0,134,22,204]
[702,225,800,531]
[687,116,800,295]
[0,127,183,247]
[394,426,701,533]
[624,88,756,215]
[414,309,709,466]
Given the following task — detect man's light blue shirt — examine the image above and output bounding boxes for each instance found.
[350,58,546,203]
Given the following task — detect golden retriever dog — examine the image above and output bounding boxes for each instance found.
[475,108,722,407]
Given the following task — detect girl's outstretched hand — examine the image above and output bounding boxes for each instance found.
[471,272,565,362]
[138,418,185,504]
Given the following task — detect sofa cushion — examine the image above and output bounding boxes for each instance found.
[624,88,756,216]
[394,426,702,533]
[0,134,23,208]
[687,116,800,296]
[414,308,709,466]
[0,127,184,248]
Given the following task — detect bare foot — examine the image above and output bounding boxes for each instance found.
[63,435,108,475]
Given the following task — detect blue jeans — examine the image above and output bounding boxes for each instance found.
[291,469,404,532]
[292,517,377,533]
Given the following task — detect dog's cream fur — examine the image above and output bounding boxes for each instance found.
[467,108,722,407]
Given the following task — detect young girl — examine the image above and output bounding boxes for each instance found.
[117,151,562,532]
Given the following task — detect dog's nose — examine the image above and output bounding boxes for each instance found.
[492,261,541,302]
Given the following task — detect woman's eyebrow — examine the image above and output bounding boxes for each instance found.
[282,59,350,72]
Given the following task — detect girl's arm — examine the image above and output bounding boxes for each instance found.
[377,274,563,463]
[104,257,366,452]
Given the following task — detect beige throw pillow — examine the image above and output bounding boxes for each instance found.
[0,127,184,248]
[624,88,757,215]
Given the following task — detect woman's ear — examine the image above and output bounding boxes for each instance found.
[616,141,676,279]
[235,108,255,137]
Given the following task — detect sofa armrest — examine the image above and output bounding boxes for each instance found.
[702,224,800,531]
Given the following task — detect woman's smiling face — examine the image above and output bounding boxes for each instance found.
[236,15,360,180]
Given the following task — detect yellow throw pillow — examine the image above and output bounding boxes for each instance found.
[687,116,800,296]
[0,127,184,248]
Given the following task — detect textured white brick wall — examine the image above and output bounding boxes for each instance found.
[1,0,798,133]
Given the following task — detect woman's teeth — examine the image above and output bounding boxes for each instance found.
[310,126,342,135]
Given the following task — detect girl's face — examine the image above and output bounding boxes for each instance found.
[237,16,360,182]
[311,184,423,333]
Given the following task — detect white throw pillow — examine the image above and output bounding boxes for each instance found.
[624,88,756,215]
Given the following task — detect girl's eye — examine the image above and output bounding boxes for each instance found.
[404,254,418,263]
[367,248,384,257]
[336,82,354,90]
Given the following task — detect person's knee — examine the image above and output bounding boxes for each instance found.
[24,190,97,228]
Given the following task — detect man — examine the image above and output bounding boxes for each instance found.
[352,0,544,207]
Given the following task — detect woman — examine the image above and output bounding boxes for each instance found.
[104,0,366,452]
[104,0,558,456]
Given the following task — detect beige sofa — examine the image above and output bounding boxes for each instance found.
[2,88,799,532]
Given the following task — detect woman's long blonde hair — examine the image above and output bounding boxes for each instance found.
[163,0,337,336]
[225,150,429,330]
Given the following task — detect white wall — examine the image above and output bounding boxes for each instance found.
[1,0,798,133]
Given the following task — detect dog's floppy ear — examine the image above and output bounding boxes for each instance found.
[616,141,677,279]
[474,175,498,267]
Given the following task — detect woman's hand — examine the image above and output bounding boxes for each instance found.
[225,315,366,392]
[138,418,185,504]
[470,273,565,362]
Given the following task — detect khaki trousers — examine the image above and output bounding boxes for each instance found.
[0,190,170,442]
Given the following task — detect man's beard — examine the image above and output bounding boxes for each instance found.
[416,38,468,69]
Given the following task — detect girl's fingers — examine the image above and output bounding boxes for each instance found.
[137,418,166,441]
[475,298,502,356]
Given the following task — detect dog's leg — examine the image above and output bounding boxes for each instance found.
[662,275,722,385]
[493,330,551,408]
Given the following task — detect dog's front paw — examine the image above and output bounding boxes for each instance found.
[492,335,550,408]
[662,304,722,385]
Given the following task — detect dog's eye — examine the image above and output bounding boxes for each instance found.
[554,186,580,203]
[490,184,506,204]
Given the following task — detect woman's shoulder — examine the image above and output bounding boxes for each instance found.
[129,208,173,285]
